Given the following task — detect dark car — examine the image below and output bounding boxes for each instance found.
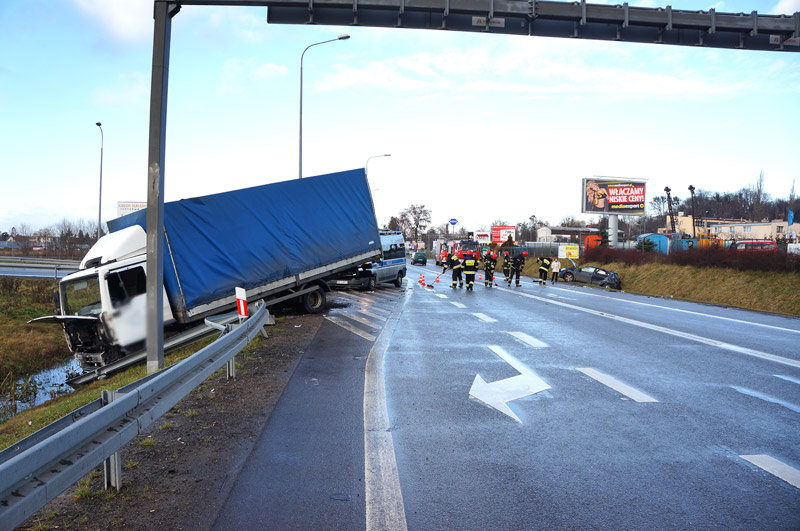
[411,251,427,265]
[559,258,621,290]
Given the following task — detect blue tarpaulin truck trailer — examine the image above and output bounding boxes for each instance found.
[31,169,381,367]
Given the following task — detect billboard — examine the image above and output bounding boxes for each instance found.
[475,232,491,244]
[582,177,646,215]
[492,225,515,243]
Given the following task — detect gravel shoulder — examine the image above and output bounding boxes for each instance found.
[21,311,323,530]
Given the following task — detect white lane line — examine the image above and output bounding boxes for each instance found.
[774,374,800,386]
[577,368,658,403]
[730,386,800,414]
[507,331,548,349]
[472,313,497,323]
[436,294,448,299]
[502,287,800,369]
[364,293,408,531]
[450,302,467,309]
[356,308,389,321]
[324,316,376,342]
[550,286,800,335]
[740,455,800,489]
[346,313,383,330]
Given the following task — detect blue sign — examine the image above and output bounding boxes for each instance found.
[449,218,458,225]
[789,209,795,226]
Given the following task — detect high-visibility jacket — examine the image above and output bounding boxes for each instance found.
[463,255,478,273]
[538,257,552,271]
[448,255,463,270]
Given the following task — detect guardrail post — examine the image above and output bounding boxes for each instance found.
[101,390,123,491]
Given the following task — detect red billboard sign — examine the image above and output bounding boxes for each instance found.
[491,225,515,243]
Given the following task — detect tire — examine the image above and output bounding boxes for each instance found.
[363,276,376,291]
[563,272,574,282]
[301,287,326,314]
[393,271,404,288]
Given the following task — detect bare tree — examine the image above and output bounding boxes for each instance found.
[399,204,432,243]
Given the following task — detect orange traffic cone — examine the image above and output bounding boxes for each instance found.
[435,274,440,283]
[418,273,423,284]
[421,275,426,286]
[478,272,482,281]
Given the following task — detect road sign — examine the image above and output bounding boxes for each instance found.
[235,287,248,319]
[449,219,457,225]
[10,227,16,238]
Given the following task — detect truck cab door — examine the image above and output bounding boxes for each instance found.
[104,264,174,348]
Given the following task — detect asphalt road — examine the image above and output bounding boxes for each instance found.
[212,262,800,529]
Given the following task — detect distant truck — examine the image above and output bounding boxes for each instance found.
[31,169,381,368]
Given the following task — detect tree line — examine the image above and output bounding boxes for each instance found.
[0,219,101,257]
[384,175,799,248]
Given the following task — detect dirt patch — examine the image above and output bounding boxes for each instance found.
[20,311,323,530]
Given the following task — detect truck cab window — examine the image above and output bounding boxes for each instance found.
[107,267,147,308]
[61,276,103,316]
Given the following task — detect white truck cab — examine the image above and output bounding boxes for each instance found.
[31,226,174,367]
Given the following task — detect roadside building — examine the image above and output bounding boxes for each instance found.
[708,219,799,242]
[537,226,623,245]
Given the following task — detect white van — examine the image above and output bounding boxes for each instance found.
[328,229,407,290]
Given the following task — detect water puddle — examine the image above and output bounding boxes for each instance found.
[1,358,81,422]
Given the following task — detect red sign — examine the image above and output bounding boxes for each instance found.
[491,225,515,243]
[235,287,248,318]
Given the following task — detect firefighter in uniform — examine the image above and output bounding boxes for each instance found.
[507,250,527,287]
[502,251,511,280]
[449,251,464,288]
[463,251,479,291]
[537,255,552,286]
[483,251,497,287]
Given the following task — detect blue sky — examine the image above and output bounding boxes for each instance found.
[1,0,799,235]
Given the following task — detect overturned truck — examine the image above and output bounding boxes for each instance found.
[31,169,381,368]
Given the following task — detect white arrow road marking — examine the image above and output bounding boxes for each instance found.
[740,455,800,489]
[469,345,551,423]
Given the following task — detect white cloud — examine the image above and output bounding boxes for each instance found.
[93,71,149,106]
[217,58,287,95]
[771,0,800,15]
[70,0,152,44]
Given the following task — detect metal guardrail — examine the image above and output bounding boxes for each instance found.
[0,301,271,529]
[0,257,81,268]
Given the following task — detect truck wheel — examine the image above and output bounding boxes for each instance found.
[301,288,326,314]
[363,276,376,291]
[393,271,404,288]
[563,272,574,282]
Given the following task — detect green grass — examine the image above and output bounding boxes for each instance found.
[0,333,245,451]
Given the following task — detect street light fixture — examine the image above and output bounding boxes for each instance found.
[365,153,391,177]
[96,122,103,241]
[299,34,350,179]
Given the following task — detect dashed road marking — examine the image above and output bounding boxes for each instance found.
[450,302,466,309]
[325,315,376,342]
[740,455,800,489]
[731,386,800,414]
[506,331,548,349]
[472,313,497,323]
[577,367,658,403]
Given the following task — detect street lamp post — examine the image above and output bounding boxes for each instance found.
[96,122,103,241]
[299,34,350,179]
[688,184,697,238]
[365,153,391,177]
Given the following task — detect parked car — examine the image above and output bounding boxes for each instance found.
[411,251,427,265]
[559,258,621,289]
[729,240,778,253]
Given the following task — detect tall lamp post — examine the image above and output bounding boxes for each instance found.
[95,122,104,240]
[299,34,350,179]
[365,153,391,177]
[688,184,697,238]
